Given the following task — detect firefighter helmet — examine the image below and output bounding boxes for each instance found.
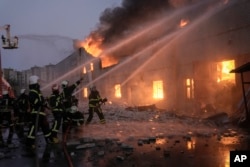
[29,75,39,85]
[61,80,69,88]
[52,84,59,91]
[70,106,78,113]
[20,88,26,94]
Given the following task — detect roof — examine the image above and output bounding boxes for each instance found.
[230,62,250,73]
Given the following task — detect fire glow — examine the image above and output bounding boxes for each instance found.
[80,36,118,68]
[217,60,235,83]
[179,19,189,28]
[81,36,103,57]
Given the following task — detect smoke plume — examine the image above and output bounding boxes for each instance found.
[82,0,211,66]
[93,0,171,46]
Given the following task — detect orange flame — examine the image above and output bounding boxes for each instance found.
[79,36,118,68]
[80,36,103,57]
[179,19,189,28]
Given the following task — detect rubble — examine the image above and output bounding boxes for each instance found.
[76,143,96,149]
[66,140,81,146]
[125,104,157,111]
[1,103,249,167]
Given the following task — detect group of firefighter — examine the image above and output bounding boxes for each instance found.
[0,75,107,150]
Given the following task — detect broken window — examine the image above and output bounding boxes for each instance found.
[153,80,164,99]
[217,60,235,84]
[115,84,121,98]
[186,78,194,99]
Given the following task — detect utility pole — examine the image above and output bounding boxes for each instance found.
[0,24,18,96]
[0,48,2,96]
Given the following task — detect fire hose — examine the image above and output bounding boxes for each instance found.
[0,108,74,167]
[62,121,74,167]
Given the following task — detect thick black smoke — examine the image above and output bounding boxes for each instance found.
[98,0,170,44]
[91,0,197,45]
[84,0,201,64]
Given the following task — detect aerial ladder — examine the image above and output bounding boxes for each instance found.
[0,24,18,97]
[1,24,18,49]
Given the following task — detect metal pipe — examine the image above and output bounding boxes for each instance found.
[241,72,249,121]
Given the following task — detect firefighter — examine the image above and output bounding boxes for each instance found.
[49,84,64,143]
[1,35,6,44]
[26,75,53,149]
[86,85,107,125]
[62,96,84,134]
[60,77,83,133]
[0,90,15,146]
[66,96,84,127]
[15,88,30,139]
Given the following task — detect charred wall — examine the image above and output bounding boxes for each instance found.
[172,0,250,114]
[100,0,250,115]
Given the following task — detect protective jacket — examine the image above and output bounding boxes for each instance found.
[61,79,81,109]
[0,94,15,144]
[49,92,64,112]
[17,93,29,112]
[88,90,102,108]
[0,94,14,112]
[26,84,52,146]
[29,85,45,115]
[86,90,106,124]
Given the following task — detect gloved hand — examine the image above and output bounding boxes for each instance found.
[101,98,108,104]
[76,77,84,85]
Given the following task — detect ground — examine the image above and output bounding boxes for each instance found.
[0,103,250,167]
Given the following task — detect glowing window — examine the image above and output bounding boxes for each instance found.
[83,66,86,74]
[153,80,164,99]
[115,84,121,98]
[90,63,94,71]
[83,87,88,98]
[217,60,235,83]
[186,78,194,99]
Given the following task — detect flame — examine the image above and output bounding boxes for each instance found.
[153,80,164,99]
[179,19,189,28]
[115,84,121,98]
[217,60,235,83]
[79,36,118,68]
[80,36,103,57]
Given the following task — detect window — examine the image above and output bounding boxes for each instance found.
[82,66,86,74]
[217,60,235,84]
[186,78,194,99]
[90,63,94,71]
[153,80,164,99]
[83,87,88,98]
[115,84,121,98]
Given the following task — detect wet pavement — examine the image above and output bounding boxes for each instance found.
[1,124,250,167]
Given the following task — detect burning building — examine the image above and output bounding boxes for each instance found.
[21,0,249,124]
[70,0,250,121]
